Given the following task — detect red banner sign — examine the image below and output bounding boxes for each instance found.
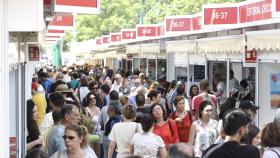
[276,0,280,12]
[111,34,121,42]
[102,36,110,44]
[55,0,100,14]
[245,46,257,63]
[96,38,102,45]
[239,0,272,23]
[29,45,40,61]
[121,30,136,40]
[192,15,202,30]
[204,7,238,25]
[137,25,163,37]
[165,16,191,33]
[48,16,74,30]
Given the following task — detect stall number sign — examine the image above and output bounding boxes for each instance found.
[245,48,257,63]
[166,18,191,32]
[137,26,161,37]
[204,7,238,25]
[192,16,202,30]
[29,46,40,61]
[277,0,280,12]
[122,31,136,40]
[239,0,272,23]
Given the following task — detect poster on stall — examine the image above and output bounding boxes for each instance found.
[270,73,280,109]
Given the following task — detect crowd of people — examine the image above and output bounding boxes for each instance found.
[25,64,280,158]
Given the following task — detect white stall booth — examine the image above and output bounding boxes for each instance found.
[246,29,280,127]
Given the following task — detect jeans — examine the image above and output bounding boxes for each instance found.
[102,136,116,158]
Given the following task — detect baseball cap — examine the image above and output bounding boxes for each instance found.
[239,100,259,110]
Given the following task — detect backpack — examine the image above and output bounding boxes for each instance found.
[201,94,218,120]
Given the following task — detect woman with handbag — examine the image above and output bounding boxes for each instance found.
[150,103,179,147]
[108,105,142,158]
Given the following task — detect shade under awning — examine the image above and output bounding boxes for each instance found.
[197,35,244,54]
[247,29,280,51]
[167,40,196,53]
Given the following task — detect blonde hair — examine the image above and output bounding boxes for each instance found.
[65,125,88,148]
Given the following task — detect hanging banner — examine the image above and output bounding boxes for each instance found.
[28,45,40,61]
[54,0,100,14]
[121,29,136,40]
[239,0,272,23]
[96,38,102,45]
[273,0,280,17]
[165,16,192,34]
[203,4,238,28]
[136,24,163,38]
[102,36,110,44]
[192,15,202,31]
[110,33,122,43]
[243,46,257,67]
[270,73,280,109]
[48,15,74,30]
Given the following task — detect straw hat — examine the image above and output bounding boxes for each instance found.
[55,84,74,93]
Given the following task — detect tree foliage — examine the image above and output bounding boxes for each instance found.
[71,0,246,42]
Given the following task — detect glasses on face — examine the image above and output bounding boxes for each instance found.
[90,97,96,100]
[63,135,75,140]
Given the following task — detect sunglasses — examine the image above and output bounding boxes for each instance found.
[90,97,96,100]
[63,135,75,140]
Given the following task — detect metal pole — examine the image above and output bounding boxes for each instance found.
[226,53,230,97]
[140,0,145,24]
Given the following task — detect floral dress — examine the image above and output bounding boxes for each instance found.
[193,119,218,157]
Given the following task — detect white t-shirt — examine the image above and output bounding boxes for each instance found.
[217,81,227,104]
[40,112,54,135]
[50,146,97,158]
[109,122,142,155]
[263,147,280,158]
[131,132,165,158]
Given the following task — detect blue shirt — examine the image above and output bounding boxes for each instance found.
[47,125,65,157]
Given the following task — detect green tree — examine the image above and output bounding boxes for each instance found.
[68,0,246,42]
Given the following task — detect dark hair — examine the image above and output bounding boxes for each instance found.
[26,99,40,143]
[147,90,160,100]
[241,124,260,145]
[240,79,249,88]
[106,69,114,79]
[25,148,48,158]
[88,81,99,91]
[71,72,79,79]
[108,101,121,115]
[101,84,110,94]
[198,100,213,119]
[176,85,185,96]
[80,78,88,87]
[109,90,119,101]
[140,114,154,133]
[200,79,209,91]
[150,103,168,121]
[169,80,177,89]
[122,105,136,119]
[168,143,194,158]
[85,92,97,107]
[49,92,65,108]
[261,122,280,147]
[136,94,145,106]
[189,85,199,98]
[65,125,88,148]
[223,109,251,136]
[174,96,185,107]
[61,104,75,119]
[219,97,236,120]
[52,109,62,123]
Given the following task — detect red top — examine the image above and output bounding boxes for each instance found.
[169,112,192,143]
[153,119,179,146]
[192,93,217,115]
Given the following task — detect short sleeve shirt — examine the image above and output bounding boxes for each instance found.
[131,132,165,158]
